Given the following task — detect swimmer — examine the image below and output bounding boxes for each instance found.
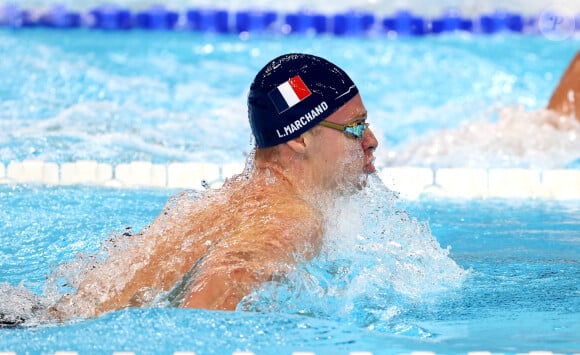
[46,53,379,319]
[547,49,580,122]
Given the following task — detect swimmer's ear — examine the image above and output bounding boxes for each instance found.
[285,135,308,155]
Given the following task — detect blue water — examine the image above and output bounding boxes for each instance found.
[1,29,579,167]
[1,27,580,354]
[1,185,579,353]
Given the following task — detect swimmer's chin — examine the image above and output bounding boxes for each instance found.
[364,163,376,174]
[355,171,373,190]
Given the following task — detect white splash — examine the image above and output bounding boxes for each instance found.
[381,107,580,169]
[239,174,468,332]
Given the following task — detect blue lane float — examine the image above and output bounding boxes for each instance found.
[480,11,525,33]
[332,11,375,36]
[431,9,473,33]
[38,5,81,28]
[89,5,132,30]
[1,4,578,37]
[135,6,179,30]
[0,4,34,27]
[186,8,229,33]
[283,11,328,34]
[382,10,426,36]
[235,10,277,33]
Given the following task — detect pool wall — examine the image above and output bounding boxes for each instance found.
[1,160,579,200]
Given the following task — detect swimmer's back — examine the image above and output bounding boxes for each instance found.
[177,172,324,310]
[54,170,323,316]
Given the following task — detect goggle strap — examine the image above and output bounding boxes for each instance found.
[318,121,347,132]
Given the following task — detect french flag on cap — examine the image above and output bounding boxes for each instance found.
[268,75,312,114]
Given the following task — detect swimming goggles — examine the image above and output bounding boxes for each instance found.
[318,119,369,139]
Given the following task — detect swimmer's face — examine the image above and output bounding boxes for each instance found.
[309,94,378,192]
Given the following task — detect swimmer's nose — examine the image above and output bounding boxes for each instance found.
[362,126,378,152]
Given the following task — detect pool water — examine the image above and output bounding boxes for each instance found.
[1,184,579,353]
[1,18,580,355]
[1,29,579,168]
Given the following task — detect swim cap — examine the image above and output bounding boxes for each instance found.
[248,53,359,148]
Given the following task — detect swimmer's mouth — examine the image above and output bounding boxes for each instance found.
[364,156,376,173]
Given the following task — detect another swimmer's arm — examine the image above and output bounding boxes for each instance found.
[547,50,580,120]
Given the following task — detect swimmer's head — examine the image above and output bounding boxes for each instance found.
[248,53,359,148]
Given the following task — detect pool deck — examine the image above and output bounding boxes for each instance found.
[1,160,579,200]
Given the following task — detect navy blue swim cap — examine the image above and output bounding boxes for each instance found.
[248,53,359,148]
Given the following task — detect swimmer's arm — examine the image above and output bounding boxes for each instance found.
[547,50,580,120]
[53,191,201,318]
[180,211,323,311]
[180,263,260,311]
[179,239,298,311]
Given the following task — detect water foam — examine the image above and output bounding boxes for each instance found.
[239,174,468,334]
[0,30,254,165]
[0,174,467,330]
[0,282,52,327]
[0,99,251,164]
[381,107,580,169]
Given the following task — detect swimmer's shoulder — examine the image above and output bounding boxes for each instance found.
[265,193,324,254]
[159,188,222,218]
